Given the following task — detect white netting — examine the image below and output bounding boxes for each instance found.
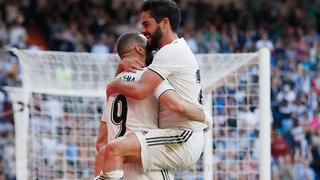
[15,50,120,96]
[197,53,258,88]
[13,49,120,180]
[12,49,267,180]
[175,52,261,180]
[27,93,102,179]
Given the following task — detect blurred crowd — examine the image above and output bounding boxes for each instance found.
[0,0,319,179]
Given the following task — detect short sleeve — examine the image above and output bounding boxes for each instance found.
[148,46,182,79]
[148,51,171,79]
[152,80,175,100]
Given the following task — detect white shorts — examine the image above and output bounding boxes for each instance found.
[124,163,174,180]
[134,129,204,172]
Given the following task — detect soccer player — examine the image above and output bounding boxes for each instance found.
[95,32,208,180]
[98,0,213,179]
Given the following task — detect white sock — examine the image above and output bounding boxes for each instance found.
[99,170,124,180]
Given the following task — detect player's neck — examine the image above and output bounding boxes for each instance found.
[121,53,146,67]
[159,32,178,48]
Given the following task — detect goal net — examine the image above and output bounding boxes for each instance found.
[176,49,271,180]
[11,48,270,180]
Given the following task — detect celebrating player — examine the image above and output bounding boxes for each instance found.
[97,0,213,179]
[95,32,209,180]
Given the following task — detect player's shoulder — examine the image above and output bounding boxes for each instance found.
[116,68,147,81]
[169,38,187,49]
[158,38,188,54]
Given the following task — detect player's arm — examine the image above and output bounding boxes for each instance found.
[95,121,108,177]
[159,90,205,122]
[107,69,163,100]
[115,58,144,75]
[96,102,109,152]
[96,121,108,152]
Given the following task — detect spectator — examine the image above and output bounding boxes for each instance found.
[91,33,110,54]
[9,15,27,49]
[311,72,320,94]
[256,31,274,51]
[309,110,320,133]
[271,129,290,158]
[293,148,314,180]
[0,22,9,45]
[310,131,320,180]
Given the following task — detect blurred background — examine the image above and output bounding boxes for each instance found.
[0,0,319,179]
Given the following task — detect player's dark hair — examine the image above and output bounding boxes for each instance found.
[141,0,181,33]
[116,32,147,57]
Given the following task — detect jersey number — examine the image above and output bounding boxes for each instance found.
[111,95,128,138]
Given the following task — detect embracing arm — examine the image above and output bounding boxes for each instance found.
[115,58,144,76]
[159,90,205,122]
[107,69,163,100]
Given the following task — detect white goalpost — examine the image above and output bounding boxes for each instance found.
[10,48,270,180]
[202,48,270,180]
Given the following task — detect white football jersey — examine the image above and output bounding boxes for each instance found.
[101,68,174,142]
[148,38,207,131]
[101,68,175,180]
[101,68,159,142]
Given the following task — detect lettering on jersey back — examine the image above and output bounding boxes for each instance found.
[120,74,136,82]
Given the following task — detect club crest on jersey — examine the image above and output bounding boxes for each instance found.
[121,75,136,82]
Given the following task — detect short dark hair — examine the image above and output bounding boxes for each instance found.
[141,0,181,33]
[116,32,147,57]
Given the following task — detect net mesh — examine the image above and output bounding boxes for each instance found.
[210,53,260,180]
[12,49,261,179]
[28,93,102,179]
[177,53,261,180]
[16,50,119,96]
[13,49,119,180]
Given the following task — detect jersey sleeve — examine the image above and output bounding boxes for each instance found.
[152,80,175,100]
[148,47,180,79]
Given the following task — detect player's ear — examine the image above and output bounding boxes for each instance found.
[135,44,144,56]
[161,18,169,31]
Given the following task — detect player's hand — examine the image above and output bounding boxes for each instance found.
[119,57,143,73]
